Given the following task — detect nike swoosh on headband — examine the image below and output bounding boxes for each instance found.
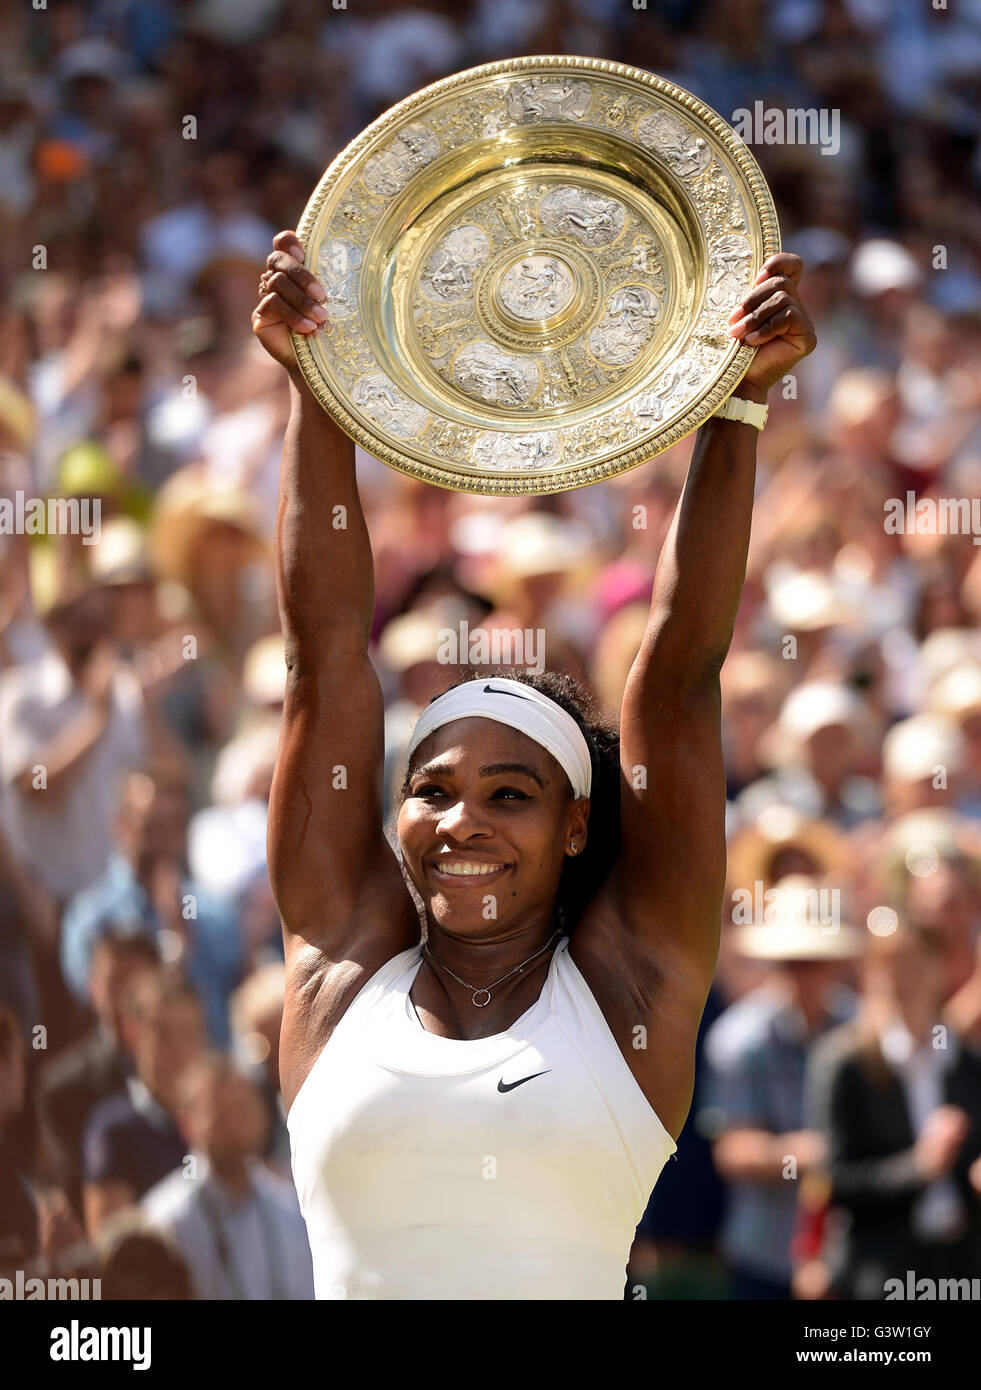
[483,684,531,699]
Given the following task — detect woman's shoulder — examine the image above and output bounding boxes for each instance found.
[285,932,419,1028]
[280,932,421,1113]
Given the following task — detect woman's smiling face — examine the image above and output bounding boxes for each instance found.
[397,716,589,938]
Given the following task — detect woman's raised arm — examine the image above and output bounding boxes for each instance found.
[253,233,418,980]
[611,254,816,982]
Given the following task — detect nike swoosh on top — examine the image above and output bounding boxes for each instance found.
[483,684,531,700]
[497,1070,550,1093]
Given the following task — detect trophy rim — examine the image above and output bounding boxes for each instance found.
[290,54,781,496]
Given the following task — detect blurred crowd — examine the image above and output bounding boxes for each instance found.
[2,0,981,1301]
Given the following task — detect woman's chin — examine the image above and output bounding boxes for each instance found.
[425,894,508,937]
[427,897,479,931]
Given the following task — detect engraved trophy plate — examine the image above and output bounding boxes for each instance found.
[291,57,780,495]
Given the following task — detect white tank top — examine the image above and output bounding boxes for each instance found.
[287,936,676,1300]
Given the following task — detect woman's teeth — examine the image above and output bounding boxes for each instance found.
[434,861,502,876]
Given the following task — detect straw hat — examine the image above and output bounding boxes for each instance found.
[731,875,864,961]
[148,469,267,587]
[727,804,850,892]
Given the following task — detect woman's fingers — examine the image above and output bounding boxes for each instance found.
[728,275,796,323]
[263,260,327,324]
[254,291,319,334]
[266,229,325,306]
[258,233,327,333]
[737,299,814,349]
[728,253,806,336]
[252,232,326,363]
[729,287,798,341]
[752,251,803,287]
[726,252,816,384]
[265,248,325,304]
[272,229,305,264]
[739,303,796,345]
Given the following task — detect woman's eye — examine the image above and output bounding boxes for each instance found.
[492,787,530,801]
[413,785,446,799]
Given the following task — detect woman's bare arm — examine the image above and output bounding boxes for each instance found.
[571,257,814,1136]
[608,255,816,982]
[575,391,764,1138]
[254,234,418,1002]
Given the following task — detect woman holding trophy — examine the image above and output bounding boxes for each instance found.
[252,223,814,1299]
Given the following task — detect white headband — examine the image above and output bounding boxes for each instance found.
[405,677,593,800]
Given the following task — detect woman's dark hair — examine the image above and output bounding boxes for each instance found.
[401,666,621,934]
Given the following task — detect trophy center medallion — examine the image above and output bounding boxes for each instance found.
[472,240,600,354]
[495,252,579,328]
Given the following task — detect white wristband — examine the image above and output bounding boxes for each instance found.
[713,394,769,431]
